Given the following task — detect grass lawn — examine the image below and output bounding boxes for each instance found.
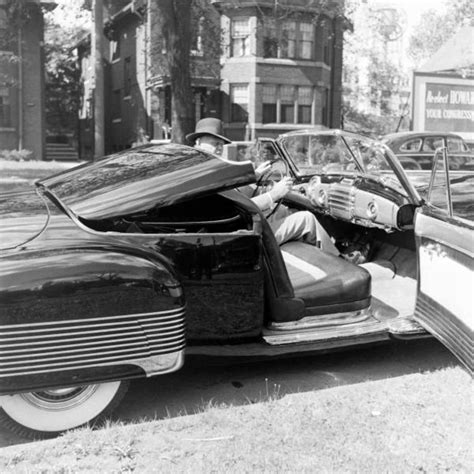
[0,160,80,193]
[0,367,471,473]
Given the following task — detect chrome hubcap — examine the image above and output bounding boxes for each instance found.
[21,385,99,411]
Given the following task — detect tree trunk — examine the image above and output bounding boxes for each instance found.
[157,0,195,143]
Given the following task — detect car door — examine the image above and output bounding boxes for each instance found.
[414,148,474,373]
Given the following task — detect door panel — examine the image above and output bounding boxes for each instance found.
[414,198,473,372]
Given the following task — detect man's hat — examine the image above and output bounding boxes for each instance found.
[186,118,231,144]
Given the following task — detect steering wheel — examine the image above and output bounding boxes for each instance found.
[252,159,289,218]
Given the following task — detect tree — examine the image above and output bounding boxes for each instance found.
[0,0,30,88]
[43,1,90,139]
[152,0,195,144]
[342,0,408,135]
[408,0,474,68]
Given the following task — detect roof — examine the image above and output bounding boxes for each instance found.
[382,131,463,142]
[418,26,474,75]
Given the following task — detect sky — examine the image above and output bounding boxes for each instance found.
[372,0,448,29]
[49,0,450,31]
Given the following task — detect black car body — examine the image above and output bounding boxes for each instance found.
[382,131,474,170]
[1,132,472,438]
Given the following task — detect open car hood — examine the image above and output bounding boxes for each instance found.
[39,144,257,220]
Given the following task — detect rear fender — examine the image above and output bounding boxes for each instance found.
[0,248,186,395]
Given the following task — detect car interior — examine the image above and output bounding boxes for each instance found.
[80,176,418,332]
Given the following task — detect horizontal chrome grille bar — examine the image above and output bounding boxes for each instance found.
[1,308,185,329]
[0,312,185,336]
[1,328,183,351]
[1,334,185,362]
[0,321,185,342]
[0,344,186,377]
[0,308,186,378]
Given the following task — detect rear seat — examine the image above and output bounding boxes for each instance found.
[281,241,372,317]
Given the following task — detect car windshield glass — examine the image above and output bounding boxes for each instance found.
[280,133,407,195]
[425,151,474,221]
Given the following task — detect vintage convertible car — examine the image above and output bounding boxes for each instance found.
[0,130,472,439]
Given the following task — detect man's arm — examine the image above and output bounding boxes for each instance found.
[251,177,293,211]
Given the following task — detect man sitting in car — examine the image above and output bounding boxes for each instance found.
[187,118,324,247]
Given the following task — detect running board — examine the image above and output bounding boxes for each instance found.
[263,316,388,345]
[387,317,430,340]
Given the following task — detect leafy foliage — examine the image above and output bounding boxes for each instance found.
[342,0,408,135]
[408,0,474,68]
[0,0,31,87]
[43,2,90,136]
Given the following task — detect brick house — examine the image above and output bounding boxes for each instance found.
[78,0,346,157]
[0,0,55,160]
[213,0,345,140]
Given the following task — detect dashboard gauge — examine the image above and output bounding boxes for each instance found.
[367,201,378,219]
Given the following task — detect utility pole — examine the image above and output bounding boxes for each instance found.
[92,0,104,158]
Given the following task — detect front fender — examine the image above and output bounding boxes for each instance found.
[0,248,185,395]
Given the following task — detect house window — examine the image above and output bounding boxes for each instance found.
[263,19,278,58]
[231,19,250,57]
[0,88,11,127]
[281,21,296,58]
[112,89,121,120]
[111,35,120,62]
[323,20,332,65]
[263,19,315,60]
[280,86,294,123]
[230,84,248,122]
[299,22,314,60]
[191,16,204,55]
[262,85,277,123]
[124,56,132,97]
[322,88,329,126]
[298,86,312,124]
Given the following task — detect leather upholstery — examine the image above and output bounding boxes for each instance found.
[281,241,372,317]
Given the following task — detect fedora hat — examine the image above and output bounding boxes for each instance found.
[186,118,231,144]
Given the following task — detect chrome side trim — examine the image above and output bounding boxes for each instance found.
[263,315,388,346]
[0,308,186,378]
[132,350,185,377]
[1,308,185,330]
[267,307,372,332]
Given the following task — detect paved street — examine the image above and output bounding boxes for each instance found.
[0,338,459,448]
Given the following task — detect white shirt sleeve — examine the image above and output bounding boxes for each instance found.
[251,192,273,211]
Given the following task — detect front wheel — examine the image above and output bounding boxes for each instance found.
[0,380,129,440]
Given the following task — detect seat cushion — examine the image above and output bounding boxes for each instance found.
[281,241,371,316]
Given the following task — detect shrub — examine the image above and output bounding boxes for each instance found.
[0,149,35,161]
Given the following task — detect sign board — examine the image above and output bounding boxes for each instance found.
[424,83,474,133]
[412,73,474,143]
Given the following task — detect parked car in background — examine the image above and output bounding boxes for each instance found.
[0,131,472,439]
[382,131,474,171]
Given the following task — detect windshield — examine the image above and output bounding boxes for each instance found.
[279,132,408,196]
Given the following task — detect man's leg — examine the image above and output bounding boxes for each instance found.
[271,211,318,245]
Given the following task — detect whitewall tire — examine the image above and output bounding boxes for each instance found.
[0,380,129,439]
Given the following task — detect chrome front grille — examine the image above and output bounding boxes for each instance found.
[0,308,186,377]
[328,183,354,220]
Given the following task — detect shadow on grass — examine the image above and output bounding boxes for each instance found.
[114,338,458,427]
[0,333,459,448]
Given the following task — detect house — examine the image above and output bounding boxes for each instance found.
[77,0,346,157]
[0,0,56,160]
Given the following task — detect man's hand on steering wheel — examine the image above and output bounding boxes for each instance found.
[264,176,293,219]
[269,177,293,201]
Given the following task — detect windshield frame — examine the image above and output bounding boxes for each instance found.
[276,129,422,204]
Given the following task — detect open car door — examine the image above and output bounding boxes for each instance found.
[413,147,474,373]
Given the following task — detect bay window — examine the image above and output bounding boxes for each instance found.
[231,19,250,57]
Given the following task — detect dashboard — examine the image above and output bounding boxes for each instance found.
[305,175,414,231]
